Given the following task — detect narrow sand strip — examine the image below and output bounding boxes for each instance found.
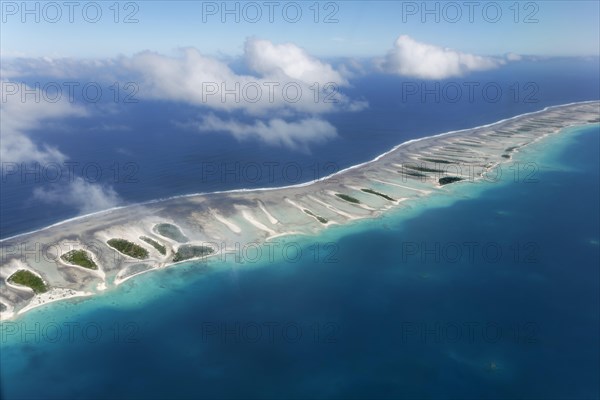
[306,195,358,220]
[211,210,242,234]
[241,210,277,236]
[114,265,159,286]
[258,201,279,225]
[284,199,335,227]
[284,198,314,216]
[372,178,432,194]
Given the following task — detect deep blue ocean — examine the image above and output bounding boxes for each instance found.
[1,121,598,399]
[1,58,599,239]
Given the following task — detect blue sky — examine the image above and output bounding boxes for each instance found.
[1,1,599,58]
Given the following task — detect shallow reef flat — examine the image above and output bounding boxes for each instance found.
[1,101,598,319]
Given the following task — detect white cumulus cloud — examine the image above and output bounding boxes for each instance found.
[33,177,121,214]
[122,38,360,116]
[379,35,502,79]
[244,38,348,86]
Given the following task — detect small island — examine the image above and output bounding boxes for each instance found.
[400,170,427,178]
[335,193,361,204]
[361,188,395,201]
[107,238,149,259]
[403,165,445,173]
[8,270,48,294]
[419,157,453,164]
[154,223,189,243]
[61,249,98,270]
[303,209,328,224]
[173,245,215,262]
[140,236,167,255]
[439,177,465,186]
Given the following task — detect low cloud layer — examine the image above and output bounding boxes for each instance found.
[2,36,520,155]
[0,82,87,164]
[379,35,502,79]
[197,115,338,152]
[2,83,121,215]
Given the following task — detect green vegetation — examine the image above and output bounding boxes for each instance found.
[403,165,445,173]
[399,170,427,178]
[439,177,464,186]
[303,209,328,224]
[361,188,395,201]
[505,146,518,152]
[587,118,600,123]
[154,223,189,243]
[501,154,511,159]
[335,193,361,204]
[140,236,167,255]
[173,245,214,262]
[419,158,453,164]
[61,249,98,270]
[8,270,48,294]
[107,238,149,259]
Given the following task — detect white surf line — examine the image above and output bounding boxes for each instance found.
[372,178,432,194]
[306,195,358,220]
[2,101,597,244]
[241,210,277,236]
[211,210,242,234]
[257,201,279,225]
